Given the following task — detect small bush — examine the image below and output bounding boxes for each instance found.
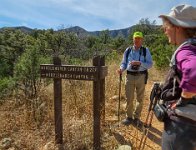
[0,77,15,99]
[152,44,174,68]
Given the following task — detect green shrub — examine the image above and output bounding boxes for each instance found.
[152,44,174,68]
[0,77,15,99]
[14,43,50,98]
[106,50,121,63]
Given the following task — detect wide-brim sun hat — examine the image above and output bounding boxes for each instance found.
[159,4,196,28]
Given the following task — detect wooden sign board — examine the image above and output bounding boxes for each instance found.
[40,65,107,81]
[40,56,107,150]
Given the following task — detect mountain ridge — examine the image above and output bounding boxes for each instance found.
[0,25,159,38]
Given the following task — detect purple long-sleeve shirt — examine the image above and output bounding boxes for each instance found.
[176,43,196,93]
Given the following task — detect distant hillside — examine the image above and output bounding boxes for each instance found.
[0,25,159,38]
[63,26,134,38]
[62,26,90,38]
[0,26,33,33]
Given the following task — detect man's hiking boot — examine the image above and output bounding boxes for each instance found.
[133,118,144,129]
[121,117,134,126]
[121,118,144,129]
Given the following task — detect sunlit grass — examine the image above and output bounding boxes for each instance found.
[0,59,165,150]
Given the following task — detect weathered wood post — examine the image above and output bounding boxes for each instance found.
[100,56,105,124]
[40,55,107,149]
[93,55,105,150]
[53,56,63,144]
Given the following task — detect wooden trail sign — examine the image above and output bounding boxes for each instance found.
[40,65,107,81]
[40,56,107,150]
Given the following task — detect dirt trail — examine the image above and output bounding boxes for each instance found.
[105,80,163,150]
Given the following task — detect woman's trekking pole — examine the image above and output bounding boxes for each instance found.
[138,108,154,150]
[138,82,161,150]
[118,73,122,124]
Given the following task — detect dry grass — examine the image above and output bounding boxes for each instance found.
[0,61,167,150]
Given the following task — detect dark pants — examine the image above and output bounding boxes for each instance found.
[162,119,196,150]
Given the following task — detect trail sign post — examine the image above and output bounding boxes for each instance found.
[40,56,107,150]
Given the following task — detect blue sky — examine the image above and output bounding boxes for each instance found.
[0,0,195,31]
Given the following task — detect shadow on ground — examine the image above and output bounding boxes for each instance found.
[113,132,132,147]
[147,126,162,146]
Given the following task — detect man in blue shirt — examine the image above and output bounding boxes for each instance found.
[117,31,153,126]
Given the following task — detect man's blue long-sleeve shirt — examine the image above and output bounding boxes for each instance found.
[120,46,153,72]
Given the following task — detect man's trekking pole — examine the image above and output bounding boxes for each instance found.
[138,82,160,150]
[118,73,122,124]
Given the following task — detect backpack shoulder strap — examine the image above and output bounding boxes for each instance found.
[141,46,146,62]
[170,40,193,95]
[126,46,147,62]
[126,47,132,63]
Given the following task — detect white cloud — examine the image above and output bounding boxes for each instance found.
[0,0,195,30]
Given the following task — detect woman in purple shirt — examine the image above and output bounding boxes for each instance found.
[177,43,196,93]
[159,4,196,150]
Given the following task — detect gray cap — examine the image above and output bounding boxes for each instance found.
[159,4,196,28]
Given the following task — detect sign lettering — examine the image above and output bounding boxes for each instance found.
[40,64,107,81]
